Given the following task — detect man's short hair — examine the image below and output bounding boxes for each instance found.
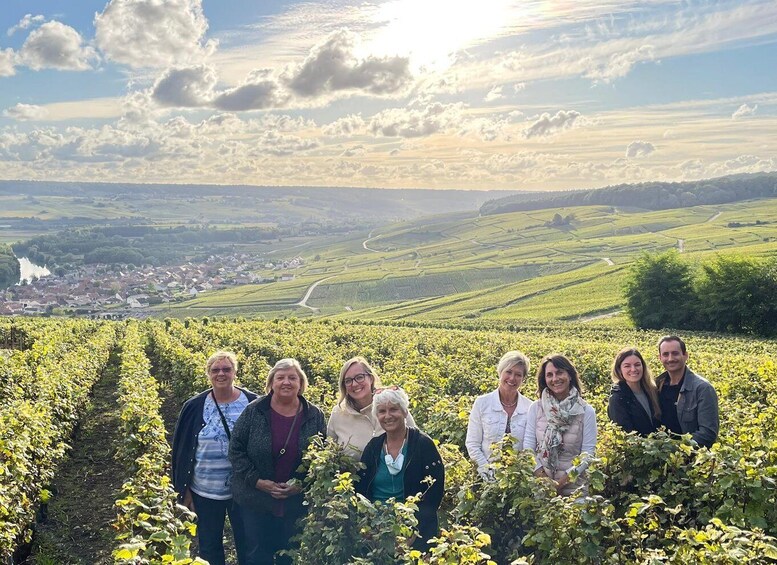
[658,335,686,354]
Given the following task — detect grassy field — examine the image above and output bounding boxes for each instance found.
[157,197,777,321]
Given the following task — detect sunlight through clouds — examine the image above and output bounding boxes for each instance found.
[0,0,774,189]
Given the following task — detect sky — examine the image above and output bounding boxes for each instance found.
[0,0,775,191]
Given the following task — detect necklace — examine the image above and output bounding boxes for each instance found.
[499,392,519,408]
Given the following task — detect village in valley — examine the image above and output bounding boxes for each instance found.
[0,254,304,317]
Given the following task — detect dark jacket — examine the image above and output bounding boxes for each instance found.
[228,393,326,517]
[356,427,444,548]
[607,382,660,436]
[171,387,258,502]
[656,366,719,448]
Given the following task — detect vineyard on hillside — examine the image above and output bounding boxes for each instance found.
[1,316,776,563]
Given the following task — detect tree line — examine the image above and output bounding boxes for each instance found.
[481,172,777,215]
[0,244,21,289]
[624,250,777,337]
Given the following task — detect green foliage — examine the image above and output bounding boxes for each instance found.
[625,251,777,336]
[623,250,694,329]
[113,323,199,564]
[4,316,777,563]
[0,321,115,560]
[695,255,777,336]
[0,243,21,289]
[290,436,417,564]
[481,171,777,215]
[419,526,496,564]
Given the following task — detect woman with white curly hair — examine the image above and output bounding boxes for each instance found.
[356,386,444,551]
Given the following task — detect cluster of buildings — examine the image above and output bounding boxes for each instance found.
[0,254,304,318]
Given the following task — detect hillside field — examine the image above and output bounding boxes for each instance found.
[160,197,777,321]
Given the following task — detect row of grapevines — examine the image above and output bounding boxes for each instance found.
[112,322,200,564]
[148,317,777,563]
[0,321,116,560]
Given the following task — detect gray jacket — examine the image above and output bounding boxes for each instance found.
[228,393,326,515]
[657,367,719,448]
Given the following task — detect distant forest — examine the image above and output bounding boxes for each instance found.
[11,226,292,269]
[480,172,777,215]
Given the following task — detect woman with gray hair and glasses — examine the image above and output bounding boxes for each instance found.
[327,356,415,459]
[465,351,533,479]
[172,350,257,565]
[356,386,444,552]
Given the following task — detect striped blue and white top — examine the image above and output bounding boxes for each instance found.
[190,391,250,500]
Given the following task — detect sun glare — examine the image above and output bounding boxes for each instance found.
[367,0,521,71]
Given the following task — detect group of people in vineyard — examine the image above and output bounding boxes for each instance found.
[171,334,718,564]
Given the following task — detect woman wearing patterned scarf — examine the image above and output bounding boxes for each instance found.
[522,354,597,497]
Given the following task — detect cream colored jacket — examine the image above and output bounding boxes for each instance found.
[327,401,416,459]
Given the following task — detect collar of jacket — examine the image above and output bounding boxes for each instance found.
[485,389,530,413]
[338,398,373,416]
[610,381,645,397]
[657,366,697,392]
[256,391,312,418]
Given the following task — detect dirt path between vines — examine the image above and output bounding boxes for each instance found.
[23,351,126,565]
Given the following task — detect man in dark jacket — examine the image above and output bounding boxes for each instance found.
[656,335,719,448]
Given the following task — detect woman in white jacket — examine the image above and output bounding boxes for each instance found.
[466,351,533,479]
[327,356,415,459]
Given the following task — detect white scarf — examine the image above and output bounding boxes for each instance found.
[538,387,585,473]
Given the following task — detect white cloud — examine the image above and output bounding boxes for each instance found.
[19,21,97,71]
[583,45,655,82]
[340,144,366,157]
[732,103,757,119]
[0,48,15,77]
[523,110,581,138]
[7,14,45,37]
[285,30,412,97]
[484,86,504,102]
[625,141,656,158]
[368,102,465,138]
[323,114,366,136]
[95,0,216,69]
[213,70,289,111]
[3,103,48,121]
[152,65,218,107]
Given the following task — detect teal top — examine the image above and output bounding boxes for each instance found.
[371,442,408,503]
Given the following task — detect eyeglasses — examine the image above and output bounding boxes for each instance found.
[344,373,370,387]
[374,385,399,394]
[210,366,234,374]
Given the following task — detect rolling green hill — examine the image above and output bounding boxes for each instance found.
[158,196,777,321]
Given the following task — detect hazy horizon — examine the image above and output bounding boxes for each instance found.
[0,1,775,191]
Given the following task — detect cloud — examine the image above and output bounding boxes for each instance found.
[340,144,366,157]
[285,30,412,97]
[625,140,656,158]
[94,0,216,69]
[732,103,757,119]
[523,110,580,138]
[18,21,97,71]
[152,65,218,107]
[213,70,289,111]
[3,103,48,121]
[323,114,366,136]
[368,102,465,138]
[583,45,655,82]
[7,14,45,37]
[484,86,504,102]
[0,48,15,77]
